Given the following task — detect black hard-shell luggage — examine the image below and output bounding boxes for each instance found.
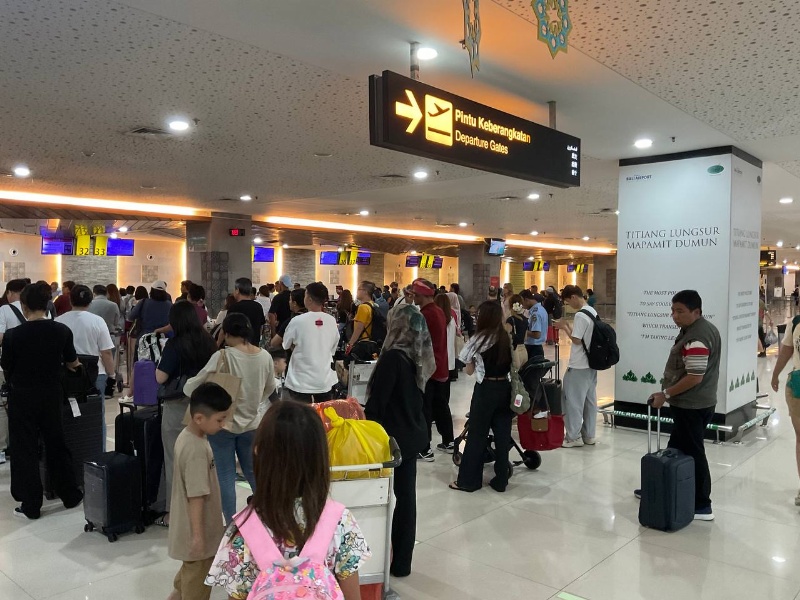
[83,451,145,542]
[638,403,695,531]
[114,404,165,521]
[41,393,104,499]
[540,344,563,415]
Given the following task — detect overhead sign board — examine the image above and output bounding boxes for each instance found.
[760,249,776,267]
[369,70,581,188]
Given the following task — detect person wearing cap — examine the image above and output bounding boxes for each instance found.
[268,275,293,335]
[412,278,453,460]
[521,290,548,360]
[227,277,266,346]
[128,280,173,335]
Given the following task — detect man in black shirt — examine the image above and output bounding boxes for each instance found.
[226,277,265,346]
[268,274,293,333]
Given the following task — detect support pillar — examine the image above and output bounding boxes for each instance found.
[457,243,502,307]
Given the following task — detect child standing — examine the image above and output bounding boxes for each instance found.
[205,401,371,600]
[167,382,232,600]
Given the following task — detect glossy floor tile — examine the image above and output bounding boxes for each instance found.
[1,344,799,598]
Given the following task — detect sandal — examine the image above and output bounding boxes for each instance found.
[449,481,476,493]
[154,514,169,528]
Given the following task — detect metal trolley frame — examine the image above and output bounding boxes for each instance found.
[329,438,402,599]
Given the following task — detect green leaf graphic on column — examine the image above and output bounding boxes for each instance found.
[729,381,734,392]
[735,377,740,389]
[640,372,657,384]
[622,370,638,382]
[745,373,751,383]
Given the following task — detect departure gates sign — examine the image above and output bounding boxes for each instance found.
[369,70,580,188]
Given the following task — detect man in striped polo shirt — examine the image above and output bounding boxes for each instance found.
[640,289,721,521]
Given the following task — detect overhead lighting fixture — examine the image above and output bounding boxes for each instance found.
[413,170,428,180]
[614,210,620,215]
[240,195,253,202]
[359,210,370,216]
[530,230,539,236]
[796,245,800,250]
[634,138,653,149]
[410,250,418,254]
[458,222,468,227]
[506,238,615,254]
[772,557,787,564]
[527,193,540,200]
[168,119,190,131]
[253,236,263,244]
[528,256,534,260]
[417,47,438,60]
[337,246,343,252]
[780,197,794,204]
[0,190,200,217]
[118,226,129,233]
[314,152,332,158]
[784,259,788,264]
[777,240,784,247]
[263,216,480,243]
[109,233,118,239]
[13,165,31,178]
[582,236,590,241]
[282,243,289,249]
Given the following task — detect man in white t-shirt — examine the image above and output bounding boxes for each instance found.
[282,282,340,402]
[556,284,598,447]
[56,284,115,450]
[255,285,272,319]
[0,279,28,345]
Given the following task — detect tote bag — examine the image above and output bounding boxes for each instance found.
[183,350,242,427]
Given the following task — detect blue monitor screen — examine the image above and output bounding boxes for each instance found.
[542,261,550,272]
[567,264,576,273]
[522,261,534,271]
[253,247,275,263]
[431,256,444,269]
[405,255,421,267]
[356,252,371,266]
[320,251,339,265]
[41,237,74,255]
[106,238,135,257]
[486,238,506,256]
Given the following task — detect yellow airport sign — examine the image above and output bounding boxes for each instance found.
[395,89,423,134]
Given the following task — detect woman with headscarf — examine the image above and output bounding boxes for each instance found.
[365,303,434,578]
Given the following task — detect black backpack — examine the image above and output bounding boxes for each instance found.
[578,309,619,370]
[367,303,387,346]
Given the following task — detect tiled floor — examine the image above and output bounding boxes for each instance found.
[1,340,800,599]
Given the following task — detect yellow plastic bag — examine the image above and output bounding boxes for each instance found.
[325,407,391,480]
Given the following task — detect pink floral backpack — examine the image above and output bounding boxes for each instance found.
[233,500,345,600]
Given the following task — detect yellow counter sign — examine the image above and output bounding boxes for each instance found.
[94,235,108,256]
[76,235,91,256]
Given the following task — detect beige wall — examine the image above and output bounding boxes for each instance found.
[117,239,185,294]
[0,232,60,285]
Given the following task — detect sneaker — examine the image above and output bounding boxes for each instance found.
[13,507,39,520]
[436,442,455,454]
[582,437,596,445]
[562,438,584,448]
[633,489,642,500]
[694,506,714,521]
[417,449,435,462]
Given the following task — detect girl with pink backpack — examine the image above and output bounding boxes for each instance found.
[205,401,371,599]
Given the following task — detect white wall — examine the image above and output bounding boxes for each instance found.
[0,232,60,286]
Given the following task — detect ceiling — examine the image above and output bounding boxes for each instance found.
[1,0,800,258]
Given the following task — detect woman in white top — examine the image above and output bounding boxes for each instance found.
[183,312,276,523]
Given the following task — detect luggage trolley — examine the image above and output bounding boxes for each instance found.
[329,438,402,600]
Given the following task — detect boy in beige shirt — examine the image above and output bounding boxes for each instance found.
[167,382,232,600]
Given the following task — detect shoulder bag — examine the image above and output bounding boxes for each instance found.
[157,351,188,401]
[207,349,243,418]
[509,335,531,415]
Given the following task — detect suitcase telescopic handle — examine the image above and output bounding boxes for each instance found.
[647,398,661,453]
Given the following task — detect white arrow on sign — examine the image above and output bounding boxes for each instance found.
[395,89,423,134]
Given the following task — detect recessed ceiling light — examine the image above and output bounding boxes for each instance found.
[582,236,590,241]
[780,197,794,204]
[314,152,332,158]
[337,247,344,252]
[240,195,252,201]
[458,222,468,227]
[634,138,653,149]
[777,240,784,247]
[282,243,289,248]
[253,237,263,244]
[772,556,787,564]
[784,259,788,264]
[527,193,540,200]
[528,256,534,260]
[413,170,428,180]
[417,47,438,60]
[168,119,190,132]
[13,165,31,178]
[614,210,620,215]
[796,245,800,250]
[118,226,129,233]
[109,232,118,239]
[359,210,370,216]
[410,250,417,254]
[530,230,539,236]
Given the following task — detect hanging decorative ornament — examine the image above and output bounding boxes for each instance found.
[532,0,572,58]
[461,0,481,77]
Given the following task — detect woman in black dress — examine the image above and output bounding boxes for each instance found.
[365,303,435,578]
[2,282,83,519]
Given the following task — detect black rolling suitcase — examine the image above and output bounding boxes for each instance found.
[638,403,695,531]
[541,344,562,415]
[83,451,145,542]
[41,393,104,499]
[114,404,165,522]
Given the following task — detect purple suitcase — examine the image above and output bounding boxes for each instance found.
[133,360,159,407]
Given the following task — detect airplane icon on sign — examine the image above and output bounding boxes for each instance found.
[395,89,454,146]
